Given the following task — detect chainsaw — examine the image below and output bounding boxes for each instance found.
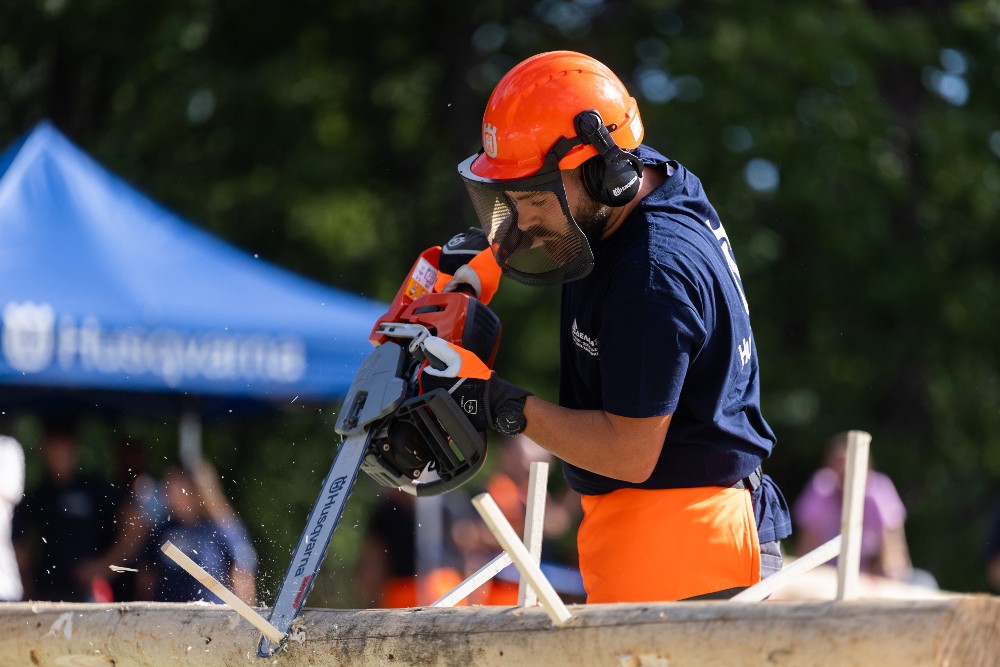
[257,240,502,657]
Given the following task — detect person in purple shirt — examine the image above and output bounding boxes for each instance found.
[793,432,930,584]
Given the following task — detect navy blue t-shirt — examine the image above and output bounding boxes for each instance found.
[559,145,792,544]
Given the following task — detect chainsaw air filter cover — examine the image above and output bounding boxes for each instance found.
[362,388,487,496]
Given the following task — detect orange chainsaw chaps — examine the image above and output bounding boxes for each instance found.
[578,486,761,603]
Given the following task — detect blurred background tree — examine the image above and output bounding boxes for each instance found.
[2,0,999,600]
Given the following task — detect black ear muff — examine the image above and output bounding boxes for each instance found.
[581,154,644,208]
[574,109,644,207]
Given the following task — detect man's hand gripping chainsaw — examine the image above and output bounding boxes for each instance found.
[257,230,502,657]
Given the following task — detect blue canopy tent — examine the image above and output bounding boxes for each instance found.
[0,121,386,458]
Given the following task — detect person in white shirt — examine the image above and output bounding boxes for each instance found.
[0,435,25,601]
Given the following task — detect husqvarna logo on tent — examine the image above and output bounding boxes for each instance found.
[1,299,309,387]
[2,301,56,372]
[483,123,498,158]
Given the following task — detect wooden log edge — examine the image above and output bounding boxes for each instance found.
[934,595,1000,666]
[0,595,997,666]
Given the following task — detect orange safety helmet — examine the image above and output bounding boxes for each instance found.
[470,51,644,181]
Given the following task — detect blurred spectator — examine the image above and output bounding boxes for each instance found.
[981,501,1000,593]
[13,415,118,601]
[191,458,258,602]
[793,432,935,587]
[113,435,167,534]
[76,435,167,601]
[136,463,255,604]
[355,487,466,608]
[0,434,25,601]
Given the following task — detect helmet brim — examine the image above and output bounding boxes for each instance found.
[467,99,643,181]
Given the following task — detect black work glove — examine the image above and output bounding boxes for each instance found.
[421,369,531,435]
[438,227,489,275]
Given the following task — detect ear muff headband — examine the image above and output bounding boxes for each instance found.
[574,109,644,207]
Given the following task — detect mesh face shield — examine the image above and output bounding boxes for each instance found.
[458,152,594,286]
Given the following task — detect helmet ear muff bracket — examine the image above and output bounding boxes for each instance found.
[574,109,644,207]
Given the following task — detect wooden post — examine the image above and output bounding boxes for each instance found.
[837,430,872,601]
[430,553,512,608]
[731,536,842,602]
[472,493,572,626]
[160,541,284,644]
[518,461,548,607]
[431,460,551,609]
[178,409,202,470]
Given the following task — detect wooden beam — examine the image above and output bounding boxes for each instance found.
[518,460,548,607]
[160,540,284,644]
[472,493,572,626]
[731,535,842,602]
[838,430,872,600]
[430,553,512,608]
[432,460,550,610]
[2,597,999,666]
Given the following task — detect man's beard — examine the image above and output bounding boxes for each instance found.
[573,198,613,245]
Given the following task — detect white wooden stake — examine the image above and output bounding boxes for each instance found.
[836,430,872,601]
[730,535,842,602]
[160,541,285,645]
[430,553,513,608]
[518,461,548,607]
[472,493,572,626]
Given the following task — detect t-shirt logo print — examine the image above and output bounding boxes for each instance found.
[571,319,598,356]
[703,218,749,315]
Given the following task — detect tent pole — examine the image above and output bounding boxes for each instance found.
[179,409,202,469]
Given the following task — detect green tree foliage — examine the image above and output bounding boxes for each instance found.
[2,0,999,599]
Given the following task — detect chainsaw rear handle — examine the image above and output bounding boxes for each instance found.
[372,291,501,367]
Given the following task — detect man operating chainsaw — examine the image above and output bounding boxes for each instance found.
[422,50,792,602]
